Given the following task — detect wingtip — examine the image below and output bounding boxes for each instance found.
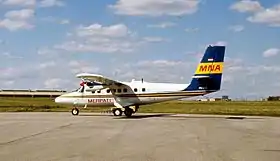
[76,73,103,78]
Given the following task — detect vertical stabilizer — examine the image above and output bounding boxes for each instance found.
[184,45,226,92]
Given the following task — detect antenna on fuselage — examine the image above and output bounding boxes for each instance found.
[141,78,143,83]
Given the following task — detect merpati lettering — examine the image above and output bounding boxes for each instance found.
[88,98,113,103]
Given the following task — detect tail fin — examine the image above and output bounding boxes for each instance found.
[184,45,226,92]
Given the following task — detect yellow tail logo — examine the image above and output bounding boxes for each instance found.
[195,62,223,74]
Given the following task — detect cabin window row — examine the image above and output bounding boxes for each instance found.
[92,88,146,94]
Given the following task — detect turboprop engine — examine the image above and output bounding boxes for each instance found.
[85,85,105,92]
[80,81,106,92]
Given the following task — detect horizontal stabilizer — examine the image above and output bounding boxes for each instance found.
[192,75,210,79]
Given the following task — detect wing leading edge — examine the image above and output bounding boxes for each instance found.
[76,73,125,87]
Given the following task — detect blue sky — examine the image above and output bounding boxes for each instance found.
[0,0,280,99]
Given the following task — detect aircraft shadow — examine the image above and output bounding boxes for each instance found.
[114,114,172,120]
[78,113,260,120]
[114,114,248,120]
[78,114,111,117]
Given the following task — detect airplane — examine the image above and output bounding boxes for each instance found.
[55,45,226,117]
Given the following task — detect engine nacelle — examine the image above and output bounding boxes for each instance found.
[85,85,105,92]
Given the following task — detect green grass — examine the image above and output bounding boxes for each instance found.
[0,97,280,116]
[142,101,280,116]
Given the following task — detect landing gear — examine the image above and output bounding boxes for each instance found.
[71,107,79,116]
[111,106,135,117]
[124,107,134,117]
[112,108,123,116]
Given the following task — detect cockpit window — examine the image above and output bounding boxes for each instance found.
[72,87,81,92]
[72,86,84,93]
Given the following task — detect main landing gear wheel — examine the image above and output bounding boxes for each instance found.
[112,108,123,116]
[72,108,79,116]
[124,108,133,117]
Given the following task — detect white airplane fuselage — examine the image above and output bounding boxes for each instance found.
[55,80,206,107]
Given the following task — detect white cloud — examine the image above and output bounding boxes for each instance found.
[0,39,5,45]
[0,18,34,31]
[2,52,23,59]
[68,60,100,74]
[5,9,34,20]
[136,60,184,68]
[1,0,35,6]
[44,78,67,89]
[37,47,58,55]
[215,41,227,46]
[207,41,227,46]
[0,67,17,80]
[263,48,280,58]
[230,0,263,13]
[142,37,168,43]
[54,23,144,54]
[109,0,200,16]
[231,1,280,27]
[0,80,15,88]
[147,22,176,28]
[55,39,139,53]
[40,16,70,25]
[60,19,70,24]
[39,0,65,7]
[247,4,280,27]
[185,27,199,32]
[76,23,131,38]
[0,9,34,31]
[228,25,245,32]
[39,61,56,69]
[114,59,193,83]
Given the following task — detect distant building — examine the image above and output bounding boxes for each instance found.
[0,89,66,98]
[267,96,280,101]
[196,96,231,102]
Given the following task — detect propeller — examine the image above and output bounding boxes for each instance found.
[79,79,88,109]
[80,79,86,86]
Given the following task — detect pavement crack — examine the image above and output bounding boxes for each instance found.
[0,123,73,146]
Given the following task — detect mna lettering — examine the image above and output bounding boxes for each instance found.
[199,64,221,72]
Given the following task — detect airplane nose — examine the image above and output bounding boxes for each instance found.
[55,96,61,103]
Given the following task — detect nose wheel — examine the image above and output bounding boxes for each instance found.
[72,107,79,116]
[112,108,123,116]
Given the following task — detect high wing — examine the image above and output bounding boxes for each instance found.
[76,73,126,87]
[76,73,135,107]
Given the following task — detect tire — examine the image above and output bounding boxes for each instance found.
[124,108,133,117]
[112,108,122,116]
[72,108,79,116]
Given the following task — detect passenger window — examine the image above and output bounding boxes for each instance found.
[112,89,116,93]
[107,89,110,93]
[92,91,95,94]
[123,88,127,93]
[97,90,101,93]
[134,88,137,92]
[142,88,146,92]
[117,89,122,93]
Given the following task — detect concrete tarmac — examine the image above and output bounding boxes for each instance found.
[0,112,280,161]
